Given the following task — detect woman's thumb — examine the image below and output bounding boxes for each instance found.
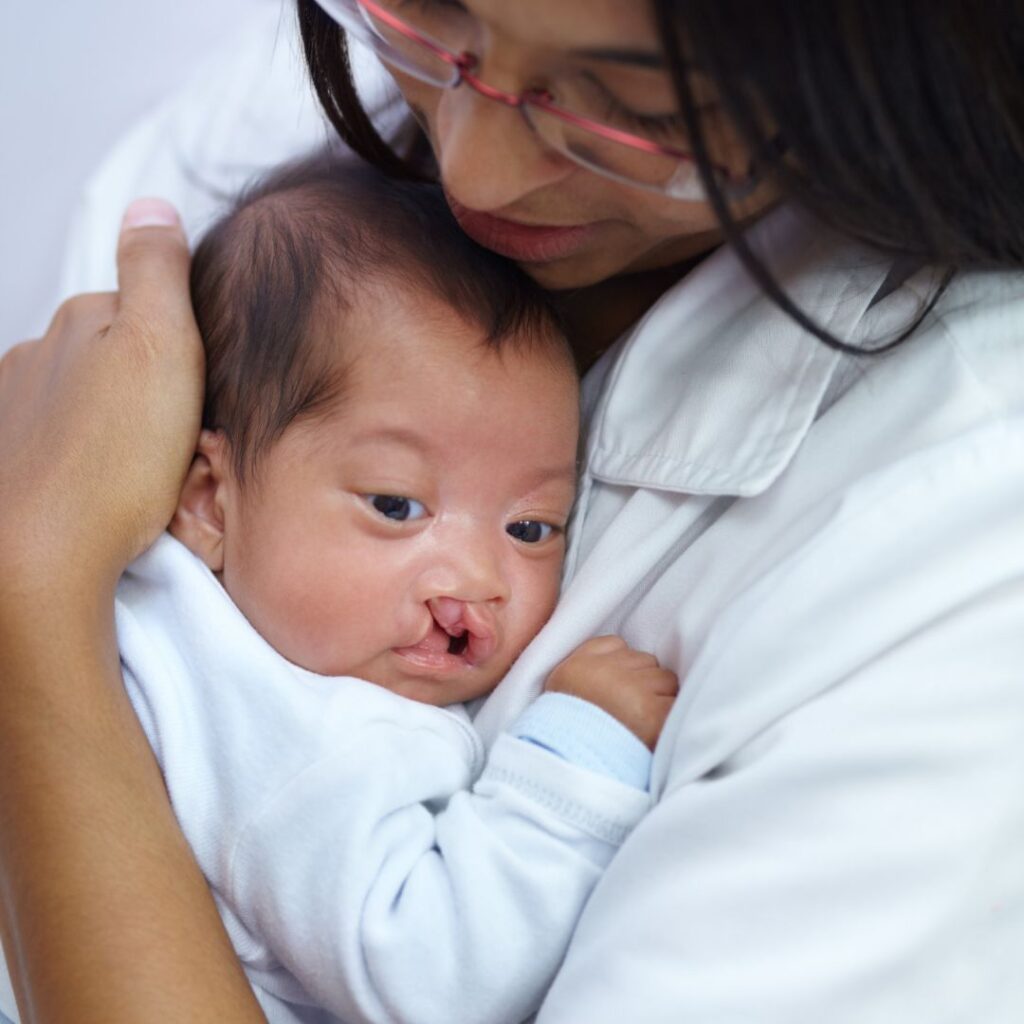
[116,198,194,329]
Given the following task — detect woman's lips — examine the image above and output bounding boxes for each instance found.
[447,197,594,263]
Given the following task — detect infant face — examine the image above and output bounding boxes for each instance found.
[177,289,579,706]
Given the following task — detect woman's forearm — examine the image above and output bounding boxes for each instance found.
[0,206,264,1021]
[0,591,265,1024]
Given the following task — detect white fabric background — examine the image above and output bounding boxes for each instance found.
[0,0,278,352]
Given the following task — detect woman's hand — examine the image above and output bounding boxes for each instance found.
[0,199,204,608]
[0,201,267,1023]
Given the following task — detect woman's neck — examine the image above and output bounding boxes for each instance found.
[554,254,712,372]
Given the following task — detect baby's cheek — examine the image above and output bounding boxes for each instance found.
[509,569,562,653]
[272,583,362,674]
[224,543,339,673]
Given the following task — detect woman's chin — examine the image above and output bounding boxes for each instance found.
[516,248,626,291]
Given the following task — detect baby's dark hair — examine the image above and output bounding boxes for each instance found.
[190,154,570,481]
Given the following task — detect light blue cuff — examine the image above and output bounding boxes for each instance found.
[511,692,652,791]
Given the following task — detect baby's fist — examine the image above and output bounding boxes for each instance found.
[545,636,679,750]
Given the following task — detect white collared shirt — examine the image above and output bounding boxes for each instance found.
[113,535,650,1024]
[472,210,1024,1023]
[54,10,1024,1022]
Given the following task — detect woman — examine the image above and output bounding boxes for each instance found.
[1,1,1022,1021]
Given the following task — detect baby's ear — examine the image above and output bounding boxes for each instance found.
[169,429,231,572]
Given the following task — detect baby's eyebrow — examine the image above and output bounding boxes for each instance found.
[519,464,579,491]
[345,427,432,454]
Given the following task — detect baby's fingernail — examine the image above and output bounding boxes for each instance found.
[122,197,180,229]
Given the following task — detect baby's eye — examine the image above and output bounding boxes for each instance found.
[506,520,555,544]
[365,495,427,522]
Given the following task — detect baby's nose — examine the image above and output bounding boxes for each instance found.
[431,528,510,606]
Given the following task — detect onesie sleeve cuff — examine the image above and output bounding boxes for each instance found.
[510,691,652,791]
[480,732,651,848]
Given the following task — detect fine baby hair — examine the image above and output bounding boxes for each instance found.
[189,153,572,481]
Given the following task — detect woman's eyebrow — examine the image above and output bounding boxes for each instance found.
[571,47,665,70]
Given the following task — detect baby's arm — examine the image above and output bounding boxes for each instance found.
[224,641,677,1024]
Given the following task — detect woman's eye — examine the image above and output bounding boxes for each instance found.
[365,494,427,522]
[396,0,469,15]
[568,71,689,146]
[506,520,555,544]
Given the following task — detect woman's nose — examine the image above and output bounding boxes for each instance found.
[434,81,571,213]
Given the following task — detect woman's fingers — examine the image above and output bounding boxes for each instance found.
[46,291,118,337]
[117,199,194,334]
[0,198,205,602]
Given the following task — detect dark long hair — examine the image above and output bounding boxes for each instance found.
[296,0,1024,352]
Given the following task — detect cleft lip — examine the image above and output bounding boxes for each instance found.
[463,628,497,667]
[428,597,498,667]
[447,632,470,657]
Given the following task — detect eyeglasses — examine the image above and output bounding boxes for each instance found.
[311,0,757,201]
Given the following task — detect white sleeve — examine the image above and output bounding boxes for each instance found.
[0,942,19,1023]
[58,8,401,299]
[225,725,649,1024]
[537,419,1024,1024]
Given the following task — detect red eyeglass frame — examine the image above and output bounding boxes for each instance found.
[350,0,745,186]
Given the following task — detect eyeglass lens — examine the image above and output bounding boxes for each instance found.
[316,0,711,201]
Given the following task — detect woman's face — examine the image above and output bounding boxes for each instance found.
[386,0,777,289]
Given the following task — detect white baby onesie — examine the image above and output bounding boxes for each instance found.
[113,534,651,1024]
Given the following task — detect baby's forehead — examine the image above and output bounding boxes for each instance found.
[195,157,575,483]
[327,297,577,412]
[296,299,577,434]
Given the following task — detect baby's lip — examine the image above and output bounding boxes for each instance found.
[427,597,498,667]
[391,600,498,675]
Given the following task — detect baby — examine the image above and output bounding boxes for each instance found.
[0,159,677,1024]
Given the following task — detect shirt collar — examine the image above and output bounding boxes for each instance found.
[583,205,894,497]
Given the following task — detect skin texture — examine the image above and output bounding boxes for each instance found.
[399,1,720,288]
[407,0,759,290]
[171,287,676,736]
[0,1,762,1019]
[174,289,580,706]
[0,210,266,1022]
[385,0,776,362]
[546,635,677,751]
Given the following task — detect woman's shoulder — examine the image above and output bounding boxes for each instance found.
[921,267,1024,412]
[58,10,403,297]
[761,273,1024,586]
[815,265,1024,486]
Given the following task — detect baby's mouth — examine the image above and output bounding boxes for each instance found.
[429,597,497,667]
[447,631,470,657]
[393,600,497,673]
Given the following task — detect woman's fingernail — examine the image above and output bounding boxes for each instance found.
[122,197,180,229]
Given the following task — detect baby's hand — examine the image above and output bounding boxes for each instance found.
[545,635,679,750]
